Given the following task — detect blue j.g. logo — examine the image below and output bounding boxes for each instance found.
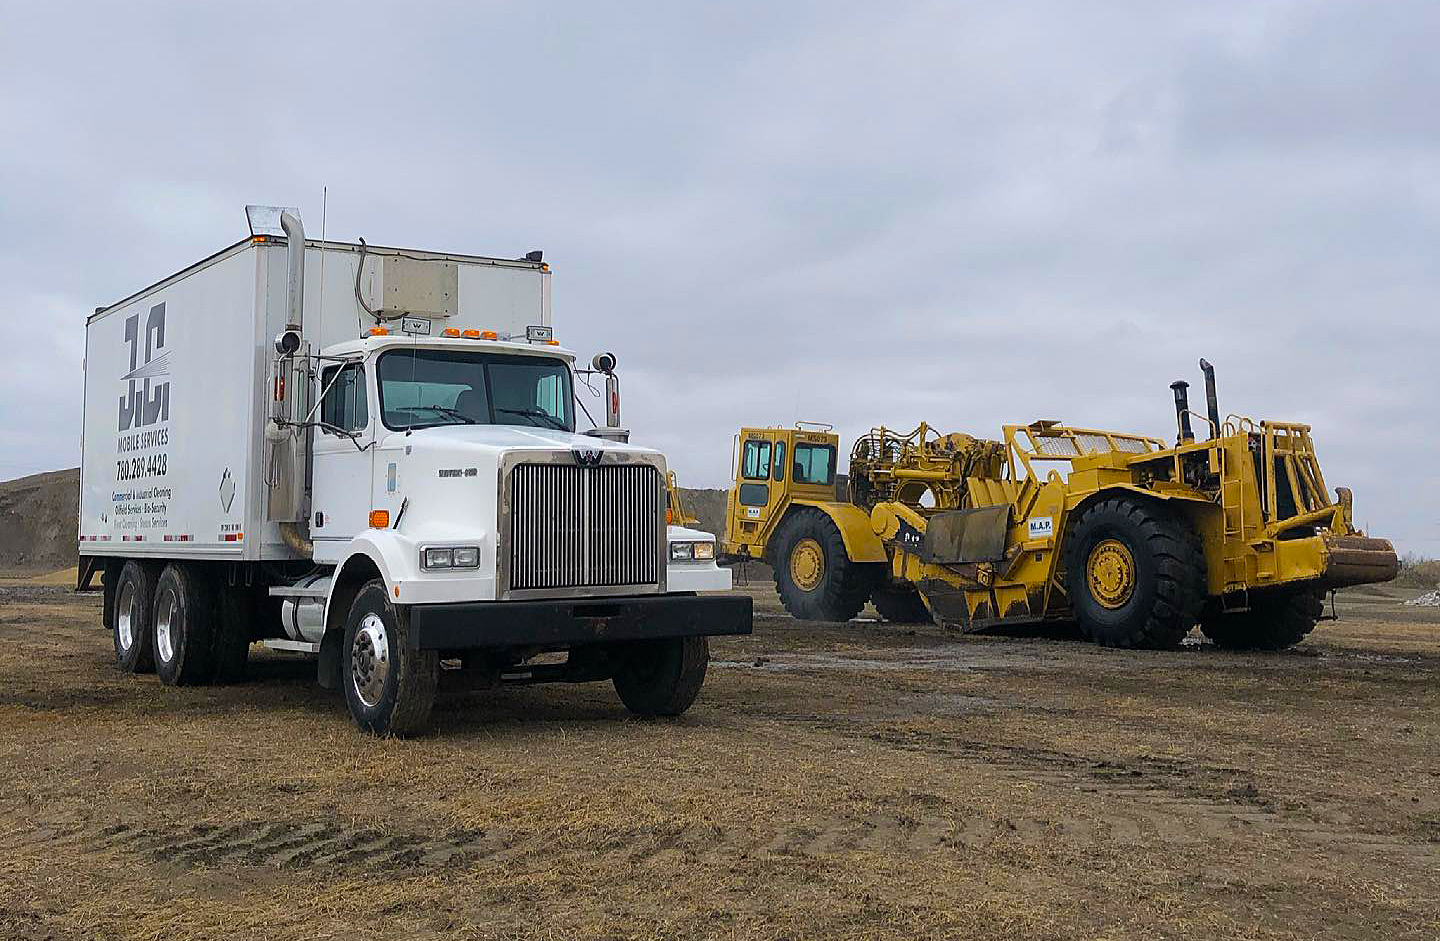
[119,302,171,431]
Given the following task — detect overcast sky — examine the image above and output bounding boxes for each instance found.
[2,1,1436,554]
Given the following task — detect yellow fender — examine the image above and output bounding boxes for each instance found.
[1067,483,1218,512]
[792,499,889,563]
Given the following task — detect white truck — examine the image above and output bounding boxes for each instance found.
[78,205,750,735]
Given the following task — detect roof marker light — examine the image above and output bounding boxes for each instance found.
[480,330,499,340]
[369,327,389,336]
[462,329,481,339]
[441,328,461,337]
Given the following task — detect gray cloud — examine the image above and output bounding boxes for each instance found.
[2,0,1436,553]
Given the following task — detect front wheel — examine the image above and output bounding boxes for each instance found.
[612,636,709,717]
[1200,589,1324,650]
[342,580,438,736]
[771,508,878,622]
[1062,497,1205,648]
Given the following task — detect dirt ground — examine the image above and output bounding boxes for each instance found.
[0,579,1436,941]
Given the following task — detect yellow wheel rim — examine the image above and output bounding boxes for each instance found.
[1087,538,1136,610]
[790,537,825,592]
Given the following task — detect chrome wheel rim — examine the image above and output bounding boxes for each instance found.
[351,613,391,709]
[155,586,177,663]
[116,580,136,651]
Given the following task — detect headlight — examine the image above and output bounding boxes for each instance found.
[421,546,480,570]
[668,540,715,562]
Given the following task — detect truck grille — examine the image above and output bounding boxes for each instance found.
[508,463,662,592]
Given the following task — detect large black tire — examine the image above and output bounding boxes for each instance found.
[612,636,709,717]
[1063,497,1205,649]
[1200,588,1324,650]
[771,508,878,622]
[153,563,217,687]
[112,561,158,674]
[342,580,438,736]
[871,587,933,624]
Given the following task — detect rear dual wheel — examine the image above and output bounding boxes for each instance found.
[1200,589,1324,650]
[113,561,158,674]
[152,564,216,686]
[111,561,250,683]
[871,587,933,624]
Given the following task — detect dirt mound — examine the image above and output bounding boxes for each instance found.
[0,468,78,573]
[676,487,728,539]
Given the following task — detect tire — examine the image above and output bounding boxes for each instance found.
[1062,497,1205,649]
[872,587,933,624]
[342,580,438,736]
[112,561,158,674]
[208,585,255,684]
[771,507,878,622]
[612,636,709,717]
[153,563,216,687]
[1200,588,1324,651]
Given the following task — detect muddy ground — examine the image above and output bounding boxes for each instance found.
[0,581,1436,940]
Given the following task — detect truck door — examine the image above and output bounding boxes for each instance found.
[311,361,375,562]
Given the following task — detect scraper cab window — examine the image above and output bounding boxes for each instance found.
[741,440,772,480]
[376,349,573,432]
[793,444,836,486]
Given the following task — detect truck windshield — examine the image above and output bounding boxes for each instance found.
[376,348,574,432]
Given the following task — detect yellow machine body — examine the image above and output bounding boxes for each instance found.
[724,414,1398,639]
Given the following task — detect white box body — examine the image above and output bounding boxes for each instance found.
[78,238,551,562]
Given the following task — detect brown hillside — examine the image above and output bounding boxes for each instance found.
[0,467,79,572]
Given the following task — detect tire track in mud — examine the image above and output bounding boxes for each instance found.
[749,711,1440,858]
[0,776,1433,875]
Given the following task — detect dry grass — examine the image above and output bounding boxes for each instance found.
[1394,555,1440,589]
[0,583,1436,939]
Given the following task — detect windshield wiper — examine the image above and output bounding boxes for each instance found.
[496,407,568,431]
[407,405,477,425]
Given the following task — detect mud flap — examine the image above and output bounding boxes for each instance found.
[316,629,344,690]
